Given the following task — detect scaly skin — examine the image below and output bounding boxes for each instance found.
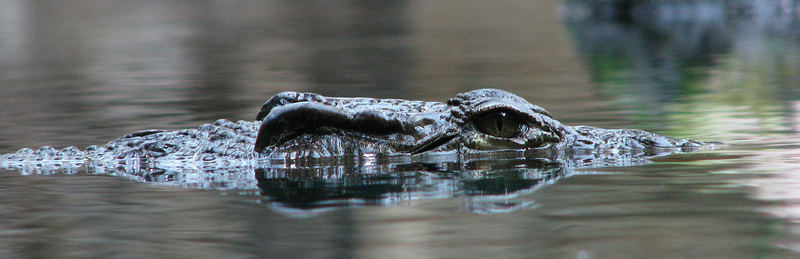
[0,89,708,171]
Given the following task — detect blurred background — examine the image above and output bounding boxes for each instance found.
[2,0,794,153]
[1,0,799,151]
[1,0,800,257]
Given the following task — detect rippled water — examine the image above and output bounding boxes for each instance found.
[1,0,800,257]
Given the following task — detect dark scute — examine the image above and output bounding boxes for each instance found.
[254,102,407,152]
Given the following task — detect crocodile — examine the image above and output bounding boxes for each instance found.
[0,88,712,214]
[0,88,707,171]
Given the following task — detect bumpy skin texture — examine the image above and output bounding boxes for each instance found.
[252,88,703,159]
[1,89,705,168]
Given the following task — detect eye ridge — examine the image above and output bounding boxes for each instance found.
[474,111,524,138]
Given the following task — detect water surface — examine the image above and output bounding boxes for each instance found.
[1,0,800,257]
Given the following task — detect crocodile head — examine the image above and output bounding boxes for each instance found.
[254,89,573,156]
[1,88,708,175]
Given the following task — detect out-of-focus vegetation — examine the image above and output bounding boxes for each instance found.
[563,0,800,139]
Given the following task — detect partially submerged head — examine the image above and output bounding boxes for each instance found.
[253,89,568,156]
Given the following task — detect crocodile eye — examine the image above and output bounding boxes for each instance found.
[474,112,522,138]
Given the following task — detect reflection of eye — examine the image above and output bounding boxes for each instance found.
[474,112,523,138]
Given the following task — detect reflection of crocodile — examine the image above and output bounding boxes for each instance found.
[255,159,568,216]
[1,89,705,170]
[0,89,711,215]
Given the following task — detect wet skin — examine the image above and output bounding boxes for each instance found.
[0,89,713,214]
[0,89,707,170]
[253,88,703,156]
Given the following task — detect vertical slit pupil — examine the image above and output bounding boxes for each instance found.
[496,112,506,132]
[496,117,503,132]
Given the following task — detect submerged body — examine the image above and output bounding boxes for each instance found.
[1,89,706,169]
